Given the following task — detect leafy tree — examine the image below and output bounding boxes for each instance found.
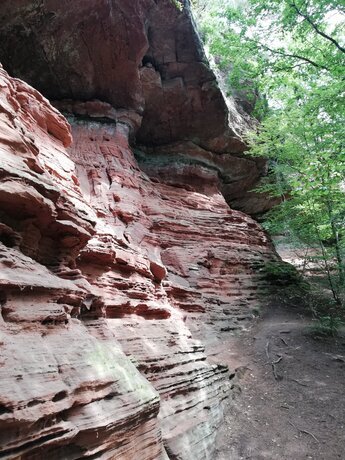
[193,0,345,306]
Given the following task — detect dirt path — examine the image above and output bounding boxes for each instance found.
[214,306,345,460]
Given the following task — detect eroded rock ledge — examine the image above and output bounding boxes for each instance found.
[0,0,275,215]
[0,1,278,459]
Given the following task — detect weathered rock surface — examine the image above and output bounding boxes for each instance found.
[0,65,277,459]
[0,66,163,460]
[0,0,270,214]
[0,1,279,459]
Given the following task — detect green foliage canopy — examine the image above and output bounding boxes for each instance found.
[193,0,345,305]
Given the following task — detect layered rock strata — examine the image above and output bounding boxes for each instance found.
[0,1,279,458]
[0,66,163,460]
[0,0,271,214]
[0,65,276,459]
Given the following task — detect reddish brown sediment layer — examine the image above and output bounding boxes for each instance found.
[0,1,278,458]
[0,65,277,458]
[0,0,274,214]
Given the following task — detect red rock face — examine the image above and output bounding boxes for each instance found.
[0,1,280,458]
[0,64,277,459]
[0,66,163,460]
[0,0,272,215]
[0,0,226,144]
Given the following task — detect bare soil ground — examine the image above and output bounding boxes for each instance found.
[214,304,345,460]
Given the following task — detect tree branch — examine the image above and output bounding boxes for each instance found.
[291,1,345,54]
[257,41,330,71]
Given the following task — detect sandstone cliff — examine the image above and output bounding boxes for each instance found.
[0,1,277,459]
